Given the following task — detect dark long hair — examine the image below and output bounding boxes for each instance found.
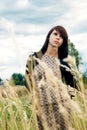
[41,25,68,59]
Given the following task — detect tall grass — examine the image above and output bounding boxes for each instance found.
[61,56,87,130]
[0,56,87,130]
[0,84,34,130]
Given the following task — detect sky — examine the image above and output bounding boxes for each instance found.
[0,0,87,79]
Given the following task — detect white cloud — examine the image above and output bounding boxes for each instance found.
[0,0,87,78]
[15,23,49,35]
[69,33,87,68]
[16,0,30,9]
[69,33,87,52]
[0,33,46,78]
[53,0,87,34]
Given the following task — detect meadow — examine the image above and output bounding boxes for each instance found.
[0,82,87,130]
[0,75,87,130]
[0,85,34,130]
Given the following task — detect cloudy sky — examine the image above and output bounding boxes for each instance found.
[0,0,87,79]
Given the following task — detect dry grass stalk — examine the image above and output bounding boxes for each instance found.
[0,80,33,130]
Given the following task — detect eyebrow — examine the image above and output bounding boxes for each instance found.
[53,30,60,34]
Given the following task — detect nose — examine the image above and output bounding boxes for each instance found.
[56,35,60,40]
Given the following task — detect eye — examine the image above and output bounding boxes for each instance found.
[54,32,57,35]
[60,34,63,38]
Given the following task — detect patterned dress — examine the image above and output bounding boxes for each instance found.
[34,55,72,130]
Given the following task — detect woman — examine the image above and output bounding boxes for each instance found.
[25,26,76,130]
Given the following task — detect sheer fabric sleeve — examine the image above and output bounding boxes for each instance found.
[25,55,35,92]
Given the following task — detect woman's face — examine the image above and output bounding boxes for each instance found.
[49,29,63,48]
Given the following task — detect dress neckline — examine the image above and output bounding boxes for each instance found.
[43,54,58,59]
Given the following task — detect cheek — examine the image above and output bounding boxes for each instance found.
[61,39,63,44]
[49,37,52,43]
[59,39,63,46]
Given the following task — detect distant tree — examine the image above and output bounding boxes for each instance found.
[11,73,25,86]
[68,40,82,69]
[0,78,2,82]
[83,70,87,86]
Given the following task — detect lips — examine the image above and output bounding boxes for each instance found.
[55,40,59,43]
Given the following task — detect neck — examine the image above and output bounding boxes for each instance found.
[45,44,58,57]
